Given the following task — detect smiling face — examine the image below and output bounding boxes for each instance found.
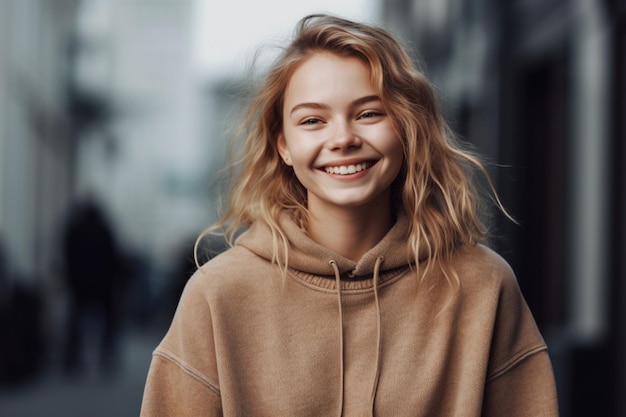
[278,52,404,217]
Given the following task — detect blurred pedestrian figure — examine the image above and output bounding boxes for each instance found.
[62,198,122,375]
[0,235,45,386]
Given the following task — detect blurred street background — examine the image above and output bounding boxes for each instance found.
[0,0,624,416]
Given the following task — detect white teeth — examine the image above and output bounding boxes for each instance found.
[324,162,370,175]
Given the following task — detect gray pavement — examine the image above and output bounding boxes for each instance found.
[0,330,161,417]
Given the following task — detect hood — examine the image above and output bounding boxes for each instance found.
[236,211,414,278]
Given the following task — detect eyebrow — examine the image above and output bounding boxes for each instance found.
[288,95,382,115]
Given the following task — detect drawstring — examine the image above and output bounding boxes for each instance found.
[330,256,384,417]
[329,260,344,417]
[370,256,384,415]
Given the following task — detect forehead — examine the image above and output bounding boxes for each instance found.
[283,52,376,106]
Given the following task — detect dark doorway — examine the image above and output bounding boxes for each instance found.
[497,50,570,332]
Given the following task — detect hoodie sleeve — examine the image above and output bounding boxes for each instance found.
[140,272,223,417]
[482,350,558,417]
[481,262,559,417]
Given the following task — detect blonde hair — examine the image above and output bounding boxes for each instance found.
[197,14,509,285]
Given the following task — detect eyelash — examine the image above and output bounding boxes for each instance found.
[299,111,383,125]
[358,111,382,119]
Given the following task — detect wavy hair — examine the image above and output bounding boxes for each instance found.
[197,14,510,285]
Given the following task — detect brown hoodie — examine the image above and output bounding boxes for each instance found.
[140,213,559,416]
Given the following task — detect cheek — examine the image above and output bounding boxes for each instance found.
[289,163,314,192]
[283,144,312,178]
[289,141,318,166]
[378,130,404,157]
[386,138,406,177]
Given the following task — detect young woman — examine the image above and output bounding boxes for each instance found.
[140,14,559,417]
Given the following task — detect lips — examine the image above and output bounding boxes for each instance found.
[323,161,374,175]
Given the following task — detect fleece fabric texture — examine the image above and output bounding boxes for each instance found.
[140,213,559,416]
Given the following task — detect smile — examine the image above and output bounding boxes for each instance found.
[324,161,374,175]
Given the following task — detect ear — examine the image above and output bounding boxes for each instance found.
[277,132,293,166]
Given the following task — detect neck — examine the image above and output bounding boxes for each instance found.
[307,201,395,262]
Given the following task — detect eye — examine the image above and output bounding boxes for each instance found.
[358,111,383,120]
[300,117,323,125]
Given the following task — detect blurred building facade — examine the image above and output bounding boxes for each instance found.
[0,0,79,289]
[0,0,213,288]
[0,0,213,383]
[0,0,81,384]
[69,0,208,276]
[382,0,625,416]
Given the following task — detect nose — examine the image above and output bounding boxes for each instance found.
[327,120,362,150]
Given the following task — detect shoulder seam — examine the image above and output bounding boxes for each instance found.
[153,347,221,396]
[486,344,547,382]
